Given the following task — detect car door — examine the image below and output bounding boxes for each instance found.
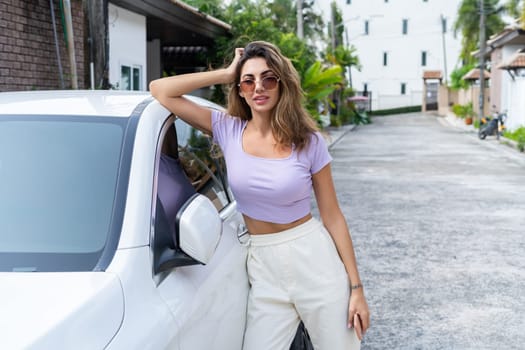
[153,116,249,350]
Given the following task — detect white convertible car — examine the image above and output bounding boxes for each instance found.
[0,90,250,349]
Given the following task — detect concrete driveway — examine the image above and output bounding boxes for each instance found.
[327,113,525,349]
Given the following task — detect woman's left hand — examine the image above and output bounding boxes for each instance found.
[348,288,370,341]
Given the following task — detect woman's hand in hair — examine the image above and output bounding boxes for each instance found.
[225,48,244,83]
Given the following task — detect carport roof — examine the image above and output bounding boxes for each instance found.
[487,26,525,49]
[497,49,525,70]
[110,0,231,47]
[473,22,525,58]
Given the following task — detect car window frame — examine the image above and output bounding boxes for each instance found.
[151,115,236,280]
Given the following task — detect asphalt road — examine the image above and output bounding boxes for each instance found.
[326,113,525,350]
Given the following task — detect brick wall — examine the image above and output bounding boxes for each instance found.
[0,0,85,91]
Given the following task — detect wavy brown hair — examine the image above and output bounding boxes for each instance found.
[227,41,318,151]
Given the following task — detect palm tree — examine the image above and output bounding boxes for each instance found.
[302,61,343,125]
[453,0,506,64]
[328,45,360,88]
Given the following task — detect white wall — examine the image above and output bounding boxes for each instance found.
[503,54,525,130]
[108,3,147,91]
[317,0,463,110]
[507,77,525,130]
[499,45,525,131]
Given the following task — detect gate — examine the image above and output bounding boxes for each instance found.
[425,82,438,111]
[422,70,443,112]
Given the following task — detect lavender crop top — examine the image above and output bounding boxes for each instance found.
[211,110,332,224]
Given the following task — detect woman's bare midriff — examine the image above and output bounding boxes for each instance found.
[243,213,313,235]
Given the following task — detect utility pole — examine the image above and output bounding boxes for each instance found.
[330,1,341,117]
[296,0,303,39]
[440,14,448,84]
[478,0,486,126]
[331,2,336,54]
[345,27,352,89]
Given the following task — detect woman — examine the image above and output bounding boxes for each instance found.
[150,41,369,350]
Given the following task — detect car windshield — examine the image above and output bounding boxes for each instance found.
[0,115,127,272]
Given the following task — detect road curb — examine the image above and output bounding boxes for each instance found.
[324,124,357,149]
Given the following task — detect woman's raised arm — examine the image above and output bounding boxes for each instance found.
[149,48,243,134]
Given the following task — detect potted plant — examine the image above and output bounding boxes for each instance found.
[463,102,475,125]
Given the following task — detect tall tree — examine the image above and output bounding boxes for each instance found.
[505,0,525,26]
[214,0,321,73]
[182,0,223,18]
[504,0,522,18]
[269,0,296,34]
[453,0,505,64]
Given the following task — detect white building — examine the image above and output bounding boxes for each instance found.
[316,0,463,110]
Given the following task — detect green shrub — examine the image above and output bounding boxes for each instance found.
[504,127,525,152]
[339,103,355,125]
[518,137,525,152]
[452,103,465,118]
[451,102,476,120]
[369,105,421,116]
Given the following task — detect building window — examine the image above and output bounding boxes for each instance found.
[402,19,408,34]
[401,83,407,95]
[421,51,427,66]
[364,20,369,35]
[120,65,142,91]
[383,52,388,66]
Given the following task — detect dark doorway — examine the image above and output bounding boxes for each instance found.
[425,82,438,111]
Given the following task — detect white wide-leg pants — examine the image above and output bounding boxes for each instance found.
[242,218,361,350]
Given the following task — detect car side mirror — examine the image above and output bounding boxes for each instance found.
[154,194,222,273]
[176,194,222,264]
